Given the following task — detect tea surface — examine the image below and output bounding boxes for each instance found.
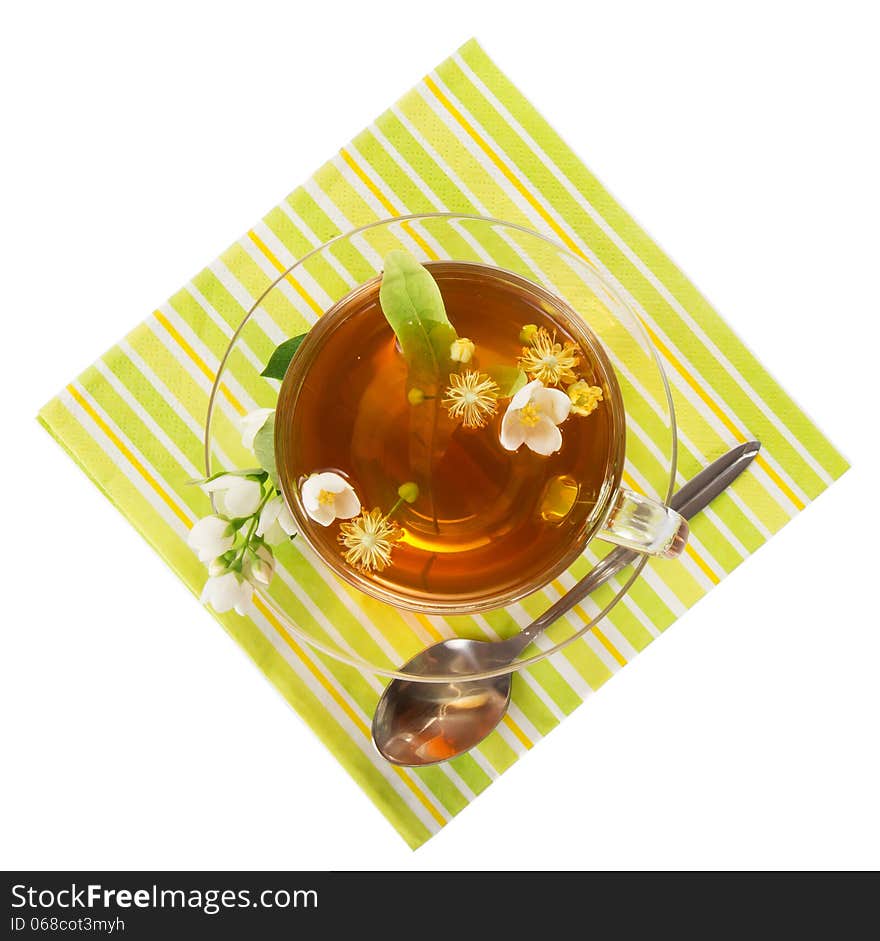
[282,262,618,606]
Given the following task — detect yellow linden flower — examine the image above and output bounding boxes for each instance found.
[449,337,476,363]
[567,380,603,417]
[338,508,401,573]
[442,370,500,429]
[517,327,580,386]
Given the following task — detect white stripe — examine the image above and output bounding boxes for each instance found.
[117,340,235,473]
[92,360,202,480]
[390,104,493,217]
[60,388,189,539]
[419,72,810,512]
[119,334,472,806]
[452,52,835,488]
[62,386,452,830]
[247,604,445,832]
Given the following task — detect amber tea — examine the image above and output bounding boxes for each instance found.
[276,260,624,610]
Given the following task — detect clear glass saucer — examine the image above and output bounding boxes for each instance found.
[204,213,677,681]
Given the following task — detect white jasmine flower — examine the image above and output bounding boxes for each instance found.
[240,407,275,451]
[499,379,571,456]
[244,545,275,586]
[188,515,234,562]
[200,571,253,615]
[201,474,263,517]
[257,494,297,546]
[301,472,361,527]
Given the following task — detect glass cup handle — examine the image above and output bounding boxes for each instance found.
[598,488,689,559]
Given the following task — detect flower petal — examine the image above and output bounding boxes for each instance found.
[309,471,350,494]
[305,501,336,527]
[509,378,542,411]
[257,495,282,537]
[188,516,233,561]
[301,475,321,511]
[232,577,255,615]
[525,416,563,456]
[276,502,297,536]
[533,386,572,425]
[240,407,274,450]
[333,487,361,520]
[224,477,262,517]
[499,410,527,451]
[261,520,285,546]
[202,573,241,613]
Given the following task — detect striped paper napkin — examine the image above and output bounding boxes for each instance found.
[38,39,848,848]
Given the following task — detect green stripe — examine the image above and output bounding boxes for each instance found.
[37,40,849,848]
[454,39,849,483]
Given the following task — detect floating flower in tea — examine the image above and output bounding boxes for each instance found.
[500,379,572,456]
[518,326,580,387]
[442,369,500,429]
[338,508,402,573]
[301,472,361,527]
[449,336,476,363]
[567,380,604,417]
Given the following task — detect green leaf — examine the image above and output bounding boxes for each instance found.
[484,365,527,398]
[379,251,460,529]
[253,413,279,487]
[379,251,457,392]
[261,334,307,380]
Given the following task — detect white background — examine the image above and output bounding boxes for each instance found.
[2,1,878,871]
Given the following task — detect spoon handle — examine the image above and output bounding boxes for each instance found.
[503,440,761,657]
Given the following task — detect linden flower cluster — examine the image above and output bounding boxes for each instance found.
[188,409,296,615]
[437,329,604,457]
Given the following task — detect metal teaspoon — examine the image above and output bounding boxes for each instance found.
[372,440,761,766]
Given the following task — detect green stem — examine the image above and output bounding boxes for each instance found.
[231,485,275,567]
[386,496,405,519]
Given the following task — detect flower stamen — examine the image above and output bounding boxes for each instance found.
[517,327,580,387]
[338,508,402,573]
[518,402,542,427]
[442,370,500,429]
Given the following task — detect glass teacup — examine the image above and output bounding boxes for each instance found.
[274,258,686,615]
[205,213,684,678]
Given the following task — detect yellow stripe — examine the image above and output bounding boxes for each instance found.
[153,310,246,416]
[414,613,444,643]
[502,714,533,749]
[424,75,806,514]
[685,544,721,585]
[554,579,628,666]
[641,325,805,510]
[622,470,644,494]
[67,385,192,528]
[623,470,720,579]
[69,383,446,830]
[571,604,627,667]
[253,597,446,827]
[246,231,324,317]
[339,149,438,260]
[424,76,595,269]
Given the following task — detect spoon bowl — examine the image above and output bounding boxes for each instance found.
[372,441,760,766]
[372,640,514,765]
